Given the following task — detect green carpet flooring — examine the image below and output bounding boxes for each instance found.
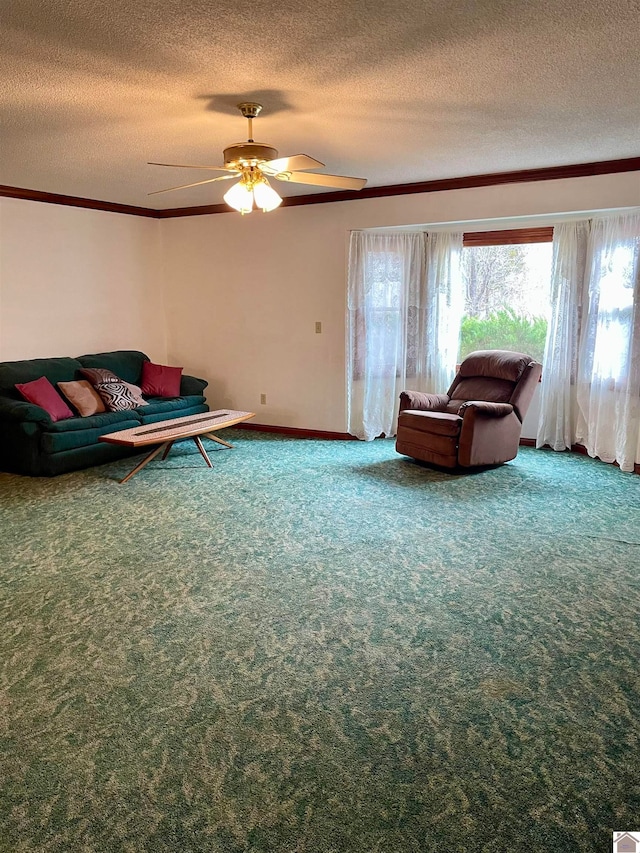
[1,433,639,852]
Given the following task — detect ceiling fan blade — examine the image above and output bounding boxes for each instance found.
[148,162,233,172]
[148,174,238,196]
[261,154,325,174]
[275,171,367,190]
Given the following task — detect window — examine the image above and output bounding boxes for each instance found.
[350,249,404,381]
[349,232,426,382]
[458,228,554,362]
[364,250,404,378]
[590,243,636,383]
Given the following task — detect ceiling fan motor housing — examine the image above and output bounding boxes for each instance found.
[223,142,279,169]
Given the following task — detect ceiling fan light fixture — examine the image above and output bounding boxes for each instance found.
[150,102,367,206]
[253,178,282,212]
[223,178,254,214]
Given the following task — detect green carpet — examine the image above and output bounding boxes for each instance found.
[1,433,639,852]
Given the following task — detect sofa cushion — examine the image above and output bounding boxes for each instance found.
[39,440,141,476]
[138,395,207,418]
[122,382,148,406]
[79,367,120,386]
[79,368,147,409]
[58,380,106,416]
[138,399,208,425]
[77,351,149,384]
[45,410,138,432]
[41,414,139,453]
[0,356,82,392]
[95,381,143,412]
[16,376,74,422]
[141,361,183,397]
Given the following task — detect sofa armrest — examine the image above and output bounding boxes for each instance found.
[0,397,52,425]
[458,401,513,418]
[399,391,449,412]
[180,374,208,396]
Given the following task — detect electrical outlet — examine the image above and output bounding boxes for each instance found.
[260,393,267,405]
[315,321,322,334]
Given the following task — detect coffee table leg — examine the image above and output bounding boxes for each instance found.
[203,432,233,449]
[119,442,169,484]
[193,436,213,467]
[161,441,175,460]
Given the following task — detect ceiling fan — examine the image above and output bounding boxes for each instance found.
[148,102,367,213]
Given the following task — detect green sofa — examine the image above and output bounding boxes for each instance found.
[0,350,208,476]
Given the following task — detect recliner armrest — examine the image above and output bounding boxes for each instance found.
[457,402,521,467]
[399,391,449,412]
[458,401,513,418]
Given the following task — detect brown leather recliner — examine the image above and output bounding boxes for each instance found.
[396,350,542,468]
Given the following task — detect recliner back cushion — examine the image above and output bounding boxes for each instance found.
[458,350,530,382]
[450,376,515,404]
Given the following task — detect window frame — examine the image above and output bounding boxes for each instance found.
[462,226,554,247]
[458,227,554,367]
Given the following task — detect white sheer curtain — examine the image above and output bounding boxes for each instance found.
[575,212,640,472]
[424,232,466,392]
[347,229,464,440]
[347,231,426,441]
[536,221,589,451]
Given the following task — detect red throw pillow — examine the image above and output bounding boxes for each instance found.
[16,376,74,422]
[140,361,183,397]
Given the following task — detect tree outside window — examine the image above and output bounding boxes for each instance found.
[458,241,553,362]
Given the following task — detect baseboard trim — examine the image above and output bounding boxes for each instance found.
[234,421,640,474]
[234,422,357,441]
[233,430,638,472]
[522,437,640,474]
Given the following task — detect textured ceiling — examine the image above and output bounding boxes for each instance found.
[2,0,639,209]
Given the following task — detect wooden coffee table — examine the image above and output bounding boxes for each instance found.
[100,409,255,483]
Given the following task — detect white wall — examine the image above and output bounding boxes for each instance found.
[161,171,640,437]
[2,171,638,442]
[161,203,352,431]
[0,198,167,363]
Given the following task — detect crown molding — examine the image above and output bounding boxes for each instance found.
[154,201,228,218]
[2,156,639,218]
[0,184,158,217]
